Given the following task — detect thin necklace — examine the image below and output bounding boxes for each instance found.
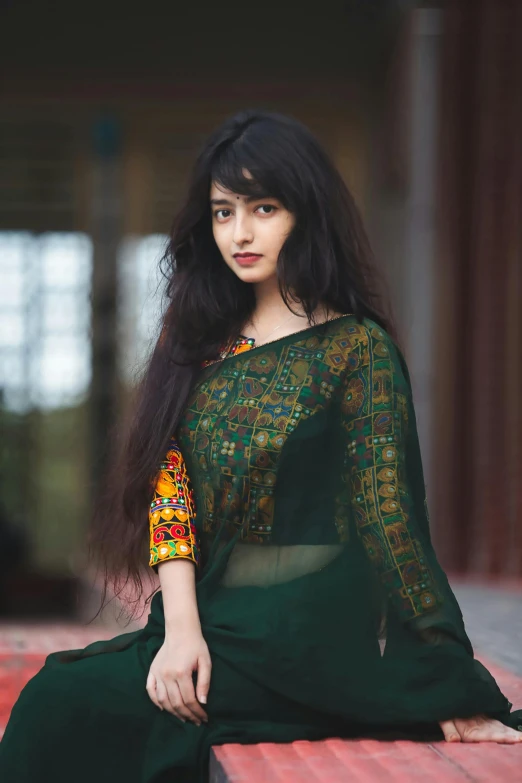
[249,311,301,344]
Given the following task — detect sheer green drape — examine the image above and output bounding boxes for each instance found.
[1,316,520,783]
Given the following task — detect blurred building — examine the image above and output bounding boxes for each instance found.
[0,0,520,617]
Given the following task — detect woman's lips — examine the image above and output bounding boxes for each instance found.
[234,254,262,266]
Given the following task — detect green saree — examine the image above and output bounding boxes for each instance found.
[1,314,520,783]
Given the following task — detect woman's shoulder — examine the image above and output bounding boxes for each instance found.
[329,314,396,354]
[330,315,409,383]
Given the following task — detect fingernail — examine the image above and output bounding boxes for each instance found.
[200,695,207,704]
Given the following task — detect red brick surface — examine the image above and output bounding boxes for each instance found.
[210,736,522,782]
[0,623,115,737]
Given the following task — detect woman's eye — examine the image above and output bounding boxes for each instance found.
[213,205,276,219]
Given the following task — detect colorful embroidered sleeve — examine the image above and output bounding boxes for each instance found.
[149,436,199,571]
[340,325,443,622]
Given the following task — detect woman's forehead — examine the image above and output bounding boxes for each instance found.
[209,181,239,198]
[209,180,273,203]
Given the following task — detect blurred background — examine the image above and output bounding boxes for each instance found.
[0,0,521,638]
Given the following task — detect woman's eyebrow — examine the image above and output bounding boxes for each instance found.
[210,194,272,206]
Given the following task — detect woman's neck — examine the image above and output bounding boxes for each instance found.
[242,278,342,344]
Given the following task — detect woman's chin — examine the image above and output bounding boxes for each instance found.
[233,265,277,284]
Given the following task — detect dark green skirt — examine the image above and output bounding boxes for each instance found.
[0,593,371,783]
[1,559,520,783]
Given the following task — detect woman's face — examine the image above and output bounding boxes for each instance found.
[210,174,296,284]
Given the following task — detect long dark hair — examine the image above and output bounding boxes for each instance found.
[87,108,399,620]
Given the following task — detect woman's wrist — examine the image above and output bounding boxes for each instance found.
[157,557,201,635]
[164,602,202,635]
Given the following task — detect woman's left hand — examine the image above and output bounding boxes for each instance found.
[439,714,522,743]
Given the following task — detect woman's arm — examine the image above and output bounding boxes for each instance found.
[146,439,211,724]
[340,324,522,743]
[339,325,443,625]
[146,559,211,725]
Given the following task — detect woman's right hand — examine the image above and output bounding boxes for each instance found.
[146,629,212,725]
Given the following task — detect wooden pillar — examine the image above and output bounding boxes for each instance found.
[88,116,123,497]
[433,0,522,578]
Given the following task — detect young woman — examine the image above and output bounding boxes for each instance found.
[1,109,521,783]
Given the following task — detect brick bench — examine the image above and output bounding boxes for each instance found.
[210,736,522,782]
[0,623,117,736]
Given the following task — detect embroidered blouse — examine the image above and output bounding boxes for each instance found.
[148,314,440,622]
[149,334,256,570]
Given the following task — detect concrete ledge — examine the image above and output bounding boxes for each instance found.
[210,731,522,783]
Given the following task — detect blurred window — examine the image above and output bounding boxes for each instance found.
[0,231,92,413]
[117,234,168,384]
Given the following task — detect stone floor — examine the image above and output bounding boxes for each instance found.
[452,579,522,676]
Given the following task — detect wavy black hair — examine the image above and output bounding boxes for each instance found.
[87,108,398,619]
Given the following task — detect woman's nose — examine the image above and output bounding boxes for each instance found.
[233,214,254,245]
